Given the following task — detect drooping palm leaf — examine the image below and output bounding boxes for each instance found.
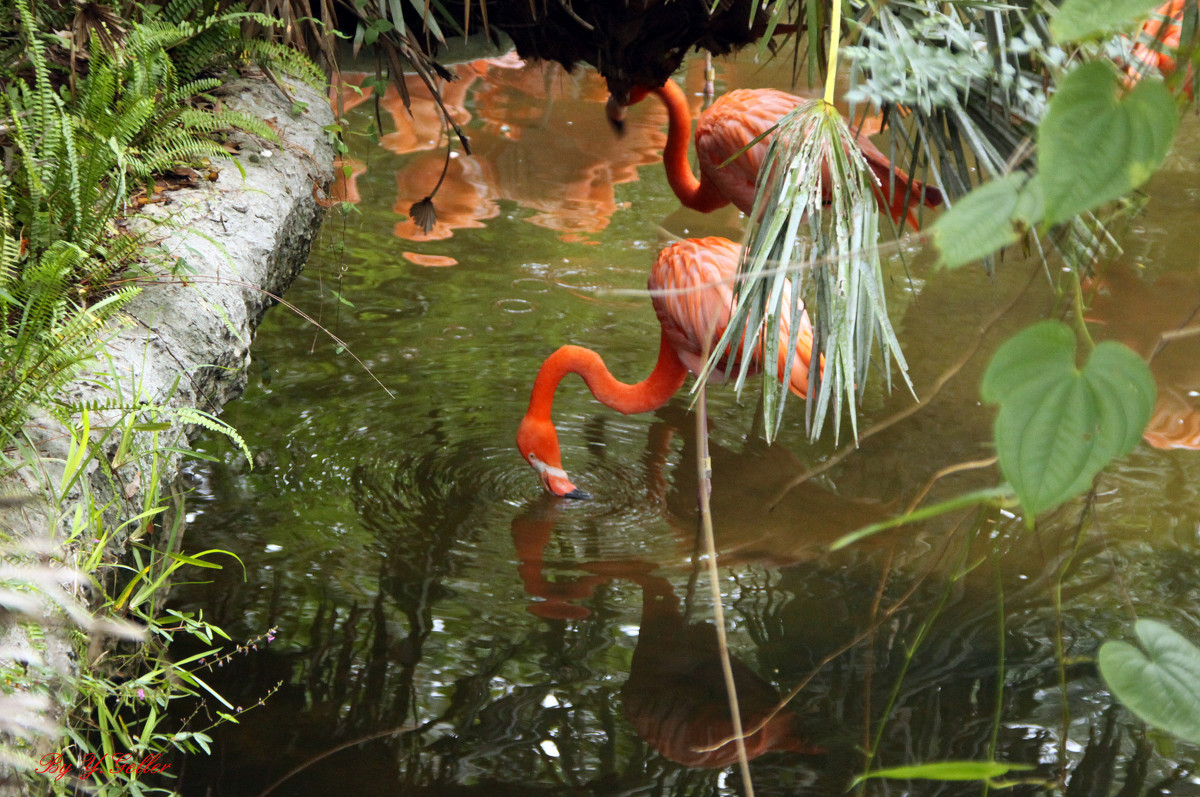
[697,101,910,444]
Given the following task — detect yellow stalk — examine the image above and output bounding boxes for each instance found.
[823,0,842,107]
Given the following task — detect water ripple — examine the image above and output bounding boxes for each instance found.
[495,298,534,314]
[351,424,678,568]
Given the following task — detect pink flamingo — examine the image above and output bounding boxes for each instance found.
[517,237,814,498]
[1126,0,1193,99]
[610,80,944,229]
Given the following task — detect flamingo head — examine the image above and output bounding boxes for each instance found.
[605,93,628,134]
[605,86,652,135]
[516,415,591,499]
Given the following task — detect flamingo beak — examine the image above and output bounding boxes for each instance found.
[530,454,592,500]
[546,472,591,500]
[605,94,627,135]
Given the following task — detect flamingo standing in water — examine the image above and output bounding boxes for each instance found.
[608,80,944,229]
[1126,0,1194,99]
[517,237,813,498]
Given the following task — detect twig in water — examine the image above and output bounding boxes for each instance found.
[694,382,754,796]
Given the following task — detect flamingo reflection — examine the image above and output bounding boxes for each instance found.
[1087,260,1200,450]
[332,57,670,249]
[510,498,824,767]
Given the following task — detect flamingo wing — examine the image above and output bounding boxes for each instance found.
[695,89,942,229]
[694,90,806,215]
[649,237,814,397]
[649,237,739,377]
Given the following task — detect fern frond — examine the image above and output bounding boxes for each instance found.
[168,77,224,105]
[178,107,277,141]
[241,39,326,90]
[162,0,216,25]
[170,407,252,465]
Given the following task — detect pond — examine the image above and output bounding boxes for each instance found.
[165,49,1200,796]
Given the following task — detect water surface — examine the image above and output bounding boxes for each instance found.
[168,51,1200,796]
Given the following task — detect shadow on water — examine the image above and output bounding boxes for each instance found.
[162,48,1200,797]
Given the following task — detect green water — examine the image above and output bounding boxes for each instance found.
[168,52,1200,796]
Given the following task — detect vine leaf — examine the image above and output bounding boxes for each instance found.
[981,321,1155,520]
[1051,0,1165,42]
[1039,62,1177,227]
[1099,619,1200,745]
[933,172,1043,269]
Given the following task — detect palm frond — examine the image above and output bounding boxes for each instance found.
[700,102,910,443]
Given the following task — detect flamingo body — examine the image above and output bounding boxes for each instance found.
[1127,0,1193,99]
[650,237,813,394]
[694,88,807,216]
[628,80,944,229]
[517,237,813,497]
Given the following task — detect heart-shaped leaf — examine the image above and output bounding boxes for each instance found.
[1099,619,1200,744]
[1052,0,1166,42]
[1039,62,1177,227]
[982,321,1155,519]
[933,172,1044,269]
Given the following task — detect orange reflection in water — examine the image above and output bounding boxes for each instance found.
[621,573,824,768]
[1088,261,1200,450]
[510,501,824,768]
[392,150,498,242]
[329,158,366,204]
[401,251,458,267]
[334,55,675,257]
[377,68,479,157]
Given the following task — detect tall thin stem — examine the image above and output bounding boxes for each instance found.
[696,386,753,795]
[823,0,842,106]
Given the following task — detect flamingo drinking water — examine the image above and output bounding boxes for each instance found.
[517,237,814,498]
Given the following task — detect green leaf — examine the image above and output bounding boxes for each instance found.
[1039,62,1177,226]
[830,487,1014,551]
[982,321,1155,519]
[132,422,173,432]
[1052,0,1165,42]
[1100,619,1200,744]
[363,18,393,46]
[933,172,1043,269]
[980,320,1076,405]
[852,761,1036,786]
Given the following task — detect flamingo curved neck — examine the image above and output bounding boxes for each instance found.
[526,330,690,422]
[652,81,728,213]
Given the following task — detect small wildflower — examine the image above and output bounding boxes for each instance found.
[137,688,145,700]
